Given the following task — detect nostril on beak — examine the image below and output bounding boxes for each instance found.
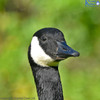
[62,47,67,51]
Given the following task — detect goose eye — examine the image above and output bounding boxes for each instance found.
[41,36,47,42]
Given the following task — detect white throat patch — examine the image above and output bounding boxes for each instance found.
[30,36,55,67]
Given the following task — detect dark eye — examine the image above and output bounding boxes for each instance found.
[41,36,47,42]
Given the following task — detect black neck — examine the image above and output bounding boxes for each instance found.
[31,63,63,100]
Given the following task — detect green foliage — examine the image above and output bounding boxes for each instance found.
[0,0,100,100]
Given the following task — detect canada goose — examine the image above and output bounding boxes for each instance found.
[28,28,80,100]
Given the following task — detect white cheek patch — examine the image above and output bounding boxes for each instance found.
[30,36,55,67]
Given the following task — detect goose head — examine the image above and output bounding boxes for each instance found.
[28,28,80,67]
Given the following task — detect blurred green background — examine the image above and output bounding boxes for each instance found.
[0,0,100,100]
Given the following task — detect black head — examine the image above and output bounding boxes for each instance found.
[28,28,80,67]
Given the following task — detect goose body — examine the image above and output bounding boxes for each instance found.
[28,28,80,100]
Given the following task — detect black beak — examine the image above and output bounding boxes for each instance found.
[56,41,80,60]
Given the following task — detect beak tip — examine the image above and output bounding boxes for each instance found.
[72,52,80,57]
